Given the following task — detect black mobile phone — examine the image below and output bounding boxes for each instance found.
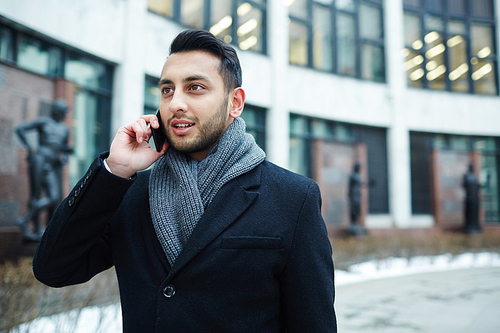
[151,109,167,152]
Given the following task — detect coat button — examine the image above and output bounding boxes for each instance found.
[68,197,75,207]
[163,284,176,298]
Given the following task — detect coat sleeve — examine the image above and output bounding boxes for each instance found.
[280,182,337,332]
[32,154,135,287]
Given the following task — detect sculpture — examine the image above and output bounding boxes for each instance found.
[462,163,489,234]
[348,162,369,235]
[16,99,73,241]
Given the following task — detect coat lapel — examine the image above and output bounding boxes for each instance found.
[165,164,262,282]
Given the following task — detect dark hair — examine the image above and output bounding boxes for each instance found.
[169,29,242,92]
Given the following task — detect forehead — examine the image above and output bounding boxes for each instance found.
[161,50,222,83]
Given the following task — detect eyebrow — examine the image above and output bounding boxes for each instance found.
[158,75,211,87]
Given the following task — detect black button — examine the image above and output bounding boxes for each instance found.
[74,188,81,197]
[163,284,176,298]
[68,197,75,207]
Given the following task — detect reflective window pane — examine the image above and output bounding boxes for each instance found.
[361,44,384,81]
[313,5,333,71]
[337,12,356,76]
[65,54,111,90]
[447,20,466,34]
[471,25,494,58]
[403,0,421,7]
[426,0,442,13]
[405,49,424,88]
[472,59,496,95]
[18,36,61,76]
[237,5,263,52]
[471,0,494,18]
[147,0,174,17]
[447,33,469,92]
[404,13,422,49]
[144,76,160,114]
[470,25,496,94]
[359,4,382,40]
[425,30,445,90]
[335,0,355,11]
[0,27,14,61]
[447,0,465,16]
[424,15,443,32]
[182,0,204,28]
[210,0,232,41]
[288,0,308,19]
[240,105,266,150]
[289,21,308,66]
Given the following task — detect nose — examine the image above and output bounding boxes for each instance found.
[168,90,188,114]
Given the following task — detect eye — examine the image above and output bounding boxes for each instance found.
[189,84,204,91]
[161,87,174,95]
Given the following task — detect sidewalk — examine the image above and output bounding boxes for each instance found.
[336,266,500,332]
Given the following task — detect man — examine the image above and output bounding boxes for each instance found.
[16,99,73,240]
[33,29,336,332]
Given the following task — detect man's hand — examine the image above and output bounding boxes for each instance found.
[106,115,168,178]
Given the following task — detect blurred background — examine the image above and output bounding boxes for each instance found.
[1,0,500,331]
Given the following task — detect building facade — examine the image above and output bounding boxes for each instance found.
[1,0,499,234]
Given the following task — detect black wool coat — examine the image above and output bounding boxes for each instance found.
[33,154,337,332]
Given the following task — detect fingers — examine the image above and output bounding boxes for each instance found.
[140,114,160,129]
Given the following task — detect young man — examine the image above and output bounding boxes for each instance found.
[33,29,337,332]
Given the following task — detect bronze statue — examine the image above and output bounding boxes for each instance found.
[16,99,73,240]
[462,163,489,234]
[348,162,369,235]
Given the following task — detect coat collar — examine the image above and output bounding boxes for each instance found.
[164,162,262,282]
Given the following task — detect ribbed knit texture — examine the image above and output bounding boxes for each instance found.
[149,117,265,265]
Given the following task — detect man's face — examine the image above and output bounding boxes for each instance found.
[158,50,233,161]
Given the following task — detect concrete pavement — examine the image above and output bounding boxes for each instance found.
[335,266,500,332]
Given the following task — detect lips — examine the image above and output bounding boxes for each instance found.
[170,119,195,136]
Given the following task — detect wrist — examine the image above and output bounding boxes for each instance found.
[105,156,135,179]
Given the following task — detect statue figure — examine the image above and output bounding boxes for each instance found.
[462,163,489,234]
[16,99,73,241]
[348,162,370,235]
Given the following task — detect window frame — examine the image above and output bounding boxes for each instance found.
[148,0,268,55]
[288,0,385,82]
[403,0,498,95]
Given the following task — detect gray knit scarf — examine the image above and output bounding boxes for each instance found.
[149,117,265,266]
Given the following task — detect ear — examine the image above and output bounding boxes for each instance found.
[229,87,245,119]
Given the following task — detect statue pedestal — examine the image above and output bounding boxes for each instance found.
[347,224,368,236]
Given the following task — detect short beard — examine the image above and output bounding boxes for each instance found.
[166,98,229,154]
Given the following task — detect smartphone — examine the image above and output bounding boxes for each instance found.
[151,109,167,152]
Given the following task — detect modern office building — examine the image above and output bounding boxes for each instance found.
[1,0,499,236]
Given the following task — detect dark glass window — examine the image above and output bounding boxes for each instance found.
[144,75,161,115]
[289,0,385,82]
[0,26,14,62]
[240,105,266,151]
[148,0,267,54]
[403,0,497,95]
[17,35,62,76]
[410,132,500,224]
[290,114,389,213]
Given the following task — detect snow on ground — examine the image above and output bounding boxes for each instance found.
[335,251,500,286]
[16,252,500,332]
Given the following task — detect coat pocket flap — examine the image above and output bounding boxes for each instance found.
[220,236,282,249]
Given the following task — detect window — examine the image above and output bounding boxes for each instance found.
[0,25,14,62]
[65,53,113,185]
[240,104,266,151]
[148,0,267,54]
[145,75,161,115]
[410,132,500,223]
[290,115,389,213]
[403,0,497,95]
[288,0,385,82]
[17,35,62,77]
[0,22,115,184]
